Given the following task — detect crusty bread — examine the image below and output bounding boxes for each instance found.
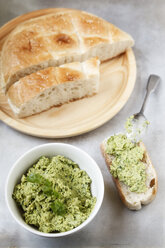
[7,57,100,118]
[1,9,134,92]
[101,139,158,210]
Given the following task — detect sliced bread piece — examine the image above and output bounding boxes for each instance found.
[7,57,100,118]
[101,139,157,210]
[1,9,134,92]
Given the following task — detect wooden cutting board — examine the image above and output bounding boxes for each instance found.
[0,9,136,138]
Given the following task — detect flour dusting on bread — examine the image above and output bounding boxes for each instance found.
[1,9,134,91]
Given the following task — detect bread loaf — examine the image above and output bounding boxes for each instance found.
[7,57,100,118]
[1,9,134,92]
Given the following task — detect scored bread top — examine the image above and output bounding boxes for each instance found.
[1,9,134,91]
[7,57,100,108]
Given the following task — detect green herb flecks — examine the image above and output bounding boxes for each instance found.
[51,200,66,215]
[106,134,147,193]
[13,156,96,233]
[125,115,150,142]
[27,173,65,215]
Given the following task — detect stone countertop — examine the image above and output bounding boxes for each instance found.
[0,0,165,247]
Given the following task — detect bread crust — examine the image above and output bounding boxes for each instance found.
[7,58,100,117]
[1,9,134,91]
[101,140,158,210]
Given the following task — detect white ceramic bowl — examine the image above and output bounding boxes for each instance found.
[5,143,104,237]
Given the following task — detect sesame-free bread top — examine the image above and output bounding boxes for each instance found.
[1,9,134,91]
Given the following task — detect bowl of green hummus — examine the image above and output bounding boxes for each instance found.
[5,143,104,237]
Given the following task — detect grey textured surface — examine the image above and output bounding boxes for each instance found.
[0,0,165,247]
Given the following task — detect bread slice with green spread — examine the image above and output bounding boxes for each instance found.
[101,135,157,210]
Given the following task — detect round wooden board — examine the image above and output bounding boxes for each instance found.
[0,9,136,138]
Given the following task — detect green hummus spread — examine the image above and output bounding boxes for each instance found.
[125,115,134,134]
[106,134,147,193]
[125,115,150,141]
[13,156,96,233]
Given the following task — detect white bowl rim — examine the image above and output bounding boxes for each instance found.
[5,143,104,237]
